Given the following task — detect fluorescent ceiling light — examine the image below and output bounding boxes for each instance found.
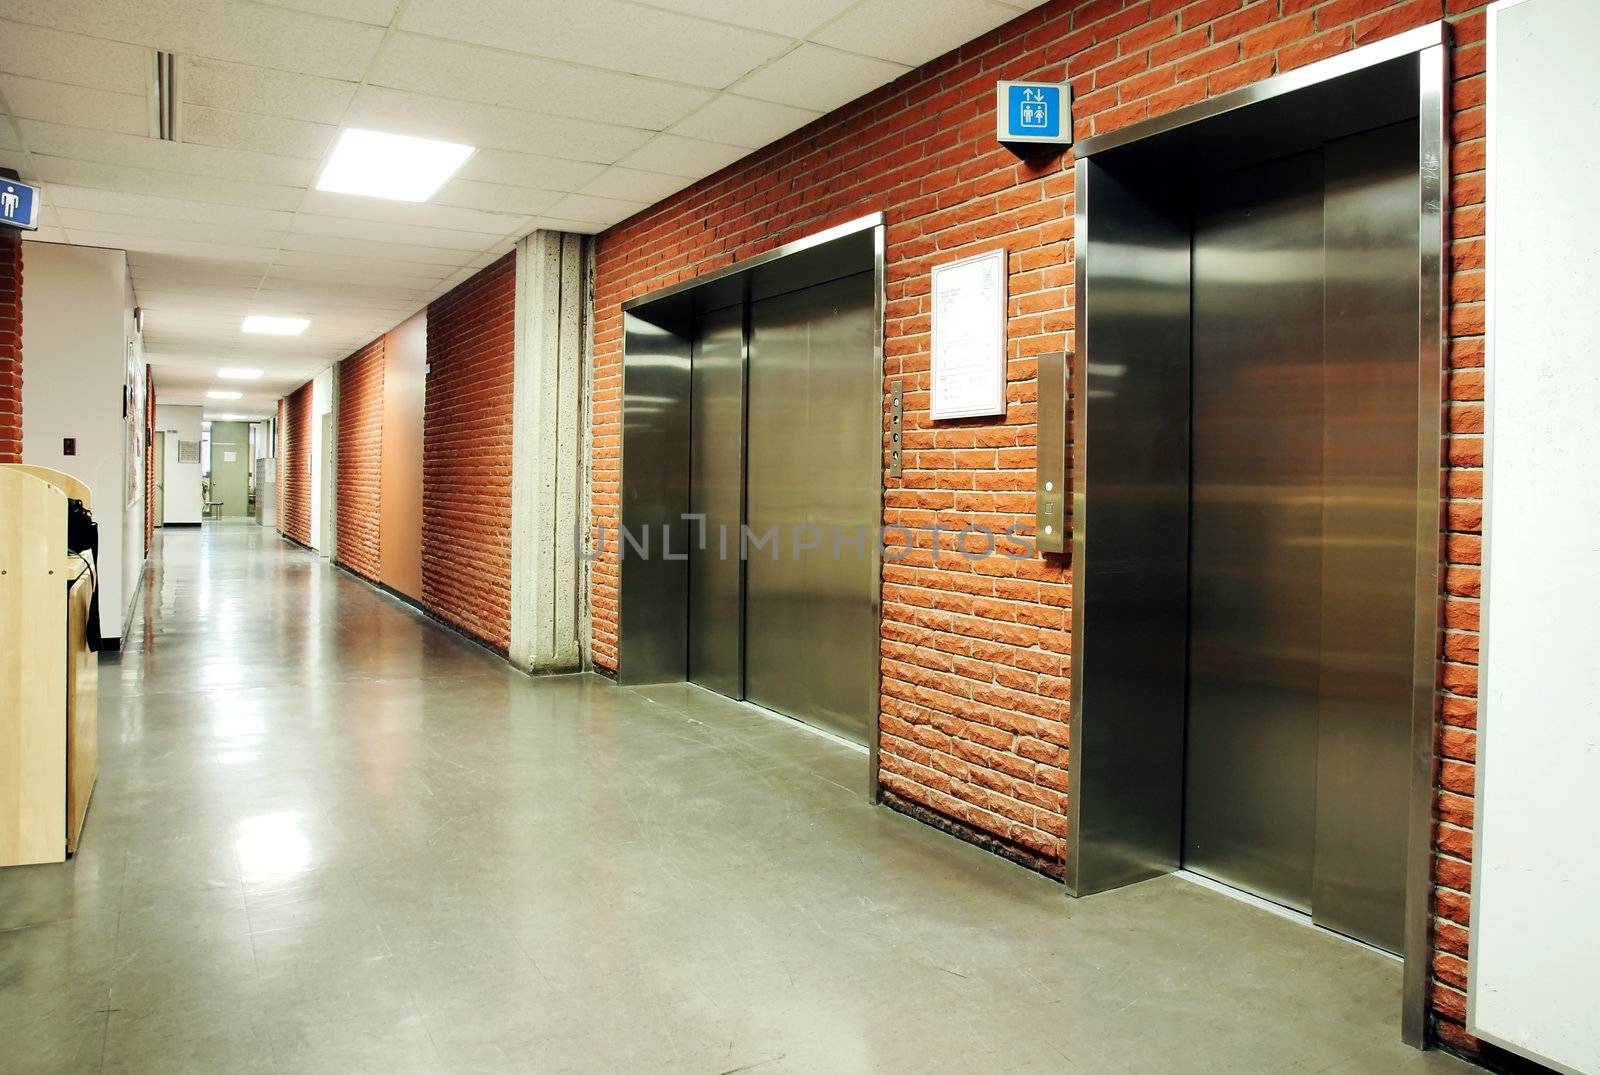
[207,390,242,400]
[316,128,475,202]
[242,315,309,335]
[217,368,263,380]
[212,414,251,421]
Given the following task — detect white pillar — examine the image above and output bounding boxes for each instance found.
[509,231,591,673]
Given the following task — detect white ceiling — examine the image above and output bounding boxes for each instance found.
[0,0,1045,418]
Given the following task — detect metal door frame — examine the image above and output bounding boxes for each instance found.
[619,213,887,800]
[1068,24,1447,1047]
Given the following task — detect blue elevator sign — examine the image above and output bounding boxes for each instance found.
[0,177,40,231]
[995,81,1072,151]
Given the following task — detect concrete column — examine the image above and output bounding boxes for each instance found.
[509,230,592,673]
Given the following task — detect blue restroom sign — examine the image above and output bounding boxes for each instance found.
[0,177,40,231]
[995,81,1072,151]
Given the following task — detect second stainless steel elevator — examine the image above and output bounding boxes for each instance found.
[620,217,885,762]
[1066,27,1446,1038]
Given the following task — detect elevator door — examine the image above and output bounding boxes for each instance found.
[1184,122,1419,953]
[687,302,744,699]
[744,271,878,744]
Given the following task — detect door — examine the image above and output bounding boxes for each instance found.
[687,302,745,700]
[1185,150,1326,914]
[1183,123,1419,953]
[208,421,251,518]
[153,431,165,526]
[744,271,878,744]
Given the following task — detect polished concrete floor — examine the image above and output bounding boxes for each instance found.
[0,522,1475,1074]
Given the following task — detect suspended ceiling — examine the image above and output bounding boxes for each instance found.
[0,0,1046,417]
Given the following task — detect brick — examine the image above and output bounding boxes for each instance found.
[422,254,516,653]
[336,337,385,583]
[0,232,19,463]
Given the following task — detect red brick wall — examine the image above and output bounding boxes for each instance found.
[144,367,154,546]
[0,231,21,463]
[335,337,385,582]
[589,0,1488,1051]
[275,398,286,529]
[278,381,313,546]
[421,254,515,652]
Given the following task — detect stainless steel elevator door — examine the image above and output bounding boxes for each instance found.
[688,303,745,699]
[745,271,878,744]
[1185,150,1328,914]
[1184,125,1419,953]
[1311,120,1419,953]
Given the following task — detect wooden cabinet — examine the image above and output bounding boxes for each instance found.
[0,465,100,867]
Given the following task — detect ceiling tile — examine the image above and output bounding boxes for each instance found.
[55,206,288,248]
[2,0,386,82]
[288,213,503,253]
[433,179,566,217]
[47,185,297,229]
[615,134,747,179]
[543,192,650,227]
[278,232,485,268]
[0,74,148,136]
[345,85,653,164]
[0,19,150,95]
[400,0,791,90]
[60,228,277,263]
[812,0,1021,67]
[260,262,445,291]
[576,167,690,204]
[732,43,908,112]
[298,190,530,235]
[454,149,605,192]
[182,58,356,126]
[25,155,307,212]
[626,0,858,38]
[25,227,70,244]
[182,105,336,160]
[18,119,317,186]
[271,248,457,280]
[666,94,819,149]
[368,33,714,132]
[249,0,402,26]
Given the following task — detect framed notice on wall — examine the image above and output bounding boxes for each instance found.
[930,247,1007,420]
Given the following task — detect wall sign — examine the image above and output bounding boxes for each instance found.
[0,177,40,231]
[930,248,1007,421]
[177,440,201,464]
[996,81,1072,151]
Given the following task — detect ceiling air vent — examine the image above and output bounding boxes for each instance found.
[149,51,183,142]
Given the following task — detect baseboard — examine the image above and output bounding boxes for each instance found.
[881,788,1066,883]
[161,521,201,528]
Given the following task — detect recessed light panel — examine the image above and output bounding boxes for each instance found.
[242,316,309,335]
[316,128,475,202]
[217,368,264,380]
[207,390,242,400]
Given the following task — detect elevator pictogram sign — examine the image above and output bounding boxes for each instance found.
[996,81,1072,152]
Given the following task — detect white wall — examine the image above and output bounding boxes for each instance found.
[155,404,203,524]
[1468,2,1600,1071]
[308,367,332,554]
[21,243,145,641]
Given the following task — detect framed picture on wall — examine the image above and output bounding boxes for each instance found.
[125,337,143,508]
[929,247,1008,421]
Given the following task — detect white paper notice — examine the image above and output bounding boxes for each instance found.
[223,451,237,462]
[931,248,1007,420]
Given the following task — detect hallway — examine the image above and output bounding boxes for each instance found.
[2,526,1471,1074]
